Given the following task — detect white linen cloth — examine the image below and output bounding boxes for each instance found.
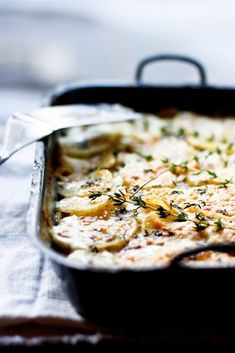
[0,140,91,328]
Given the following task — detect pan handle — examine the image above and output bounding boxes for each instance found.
[135,54,207,86]
[169,242,235,269]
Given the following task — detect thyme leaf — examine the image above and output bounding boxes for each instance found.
[156,206,170,218]
[193,212,209,232]
[194,221,208,231]
[160,126,171,137]
[197,187,207,195]
[176,212,188,222]
[183,201,205,209]
[176,127,186,138]
[192,131,199,138]
[170,163,177,174]
[219,177,233,189]
[136,152,153,161]
[88,191,103,200]
[206,170,218,179]
[108,190,126,206]
[131,196,148,208]
[214,218,224,231]
[183,202,199,209]
[162,157,169,164]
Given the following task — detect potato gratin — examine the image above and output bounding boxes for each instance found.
[51,108,235,268]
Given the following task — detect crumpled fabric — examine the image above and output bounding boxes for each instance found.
[0,142,91,328]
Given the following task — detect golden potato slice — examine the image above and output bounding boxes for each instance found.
[58,169,113,197]
[56,195,111,216]
[99,152,116,169]
[51,215,138,252]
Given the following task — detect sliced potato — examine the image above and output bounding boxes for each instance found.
[51,215,93,250]
[186,136,217,151]
[143,211,173,230]
[56,195,111,216]
[56,155,100,178]
[62,133,122,158]
[58,169,113,197]
[143,195,177,214]
[99,152,116,169]
[51,215,138,252]
[93,217,138,252]
[93,238,127,252]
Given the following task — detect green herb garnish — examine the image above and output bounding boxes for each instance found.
[194,221,208,231]
[131,196,148,208]
[192,131,199,138]
[170,163,177,174]
[219,177,232,189]
[214,218,224,231]
[160,126,171,137]
[176,212,188,222]
[197,187,207,195]
[157,206,170,218]
[193,213,209,231]
[108,190,126,206]
[176,127,186,138]
[162,157,169,164]
[136,152,154,161]
[206,170,218,179]
[183,202,199,209]
[89,191,103,200]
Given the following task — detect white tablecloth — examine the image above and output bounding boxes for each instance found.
[0,129,91,328]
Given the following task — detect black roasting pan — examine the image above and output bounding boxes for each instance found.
[28,55,235,329]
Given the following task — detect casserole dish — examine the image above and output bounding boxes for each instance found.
[28,55,235,328]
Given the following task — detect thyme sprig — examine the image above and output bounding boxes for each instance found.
[130,168,170,199]
[162,156,233,188]
[108,168,171,212]
[88,160,234,234]
[206,170,233,188]
[108,190,126,206]
[89,187,235,233]
[219,177,233,189]
[108,191,155,211]
[162,158,198,175]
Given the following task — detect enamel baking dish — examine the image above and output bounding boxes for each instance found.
[28,55,235,328]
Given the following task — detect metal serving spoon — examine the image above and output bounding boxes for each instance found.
[0,104,140,165]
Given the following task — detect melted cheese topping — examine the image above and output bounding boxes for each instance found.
[51,109,235,268]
